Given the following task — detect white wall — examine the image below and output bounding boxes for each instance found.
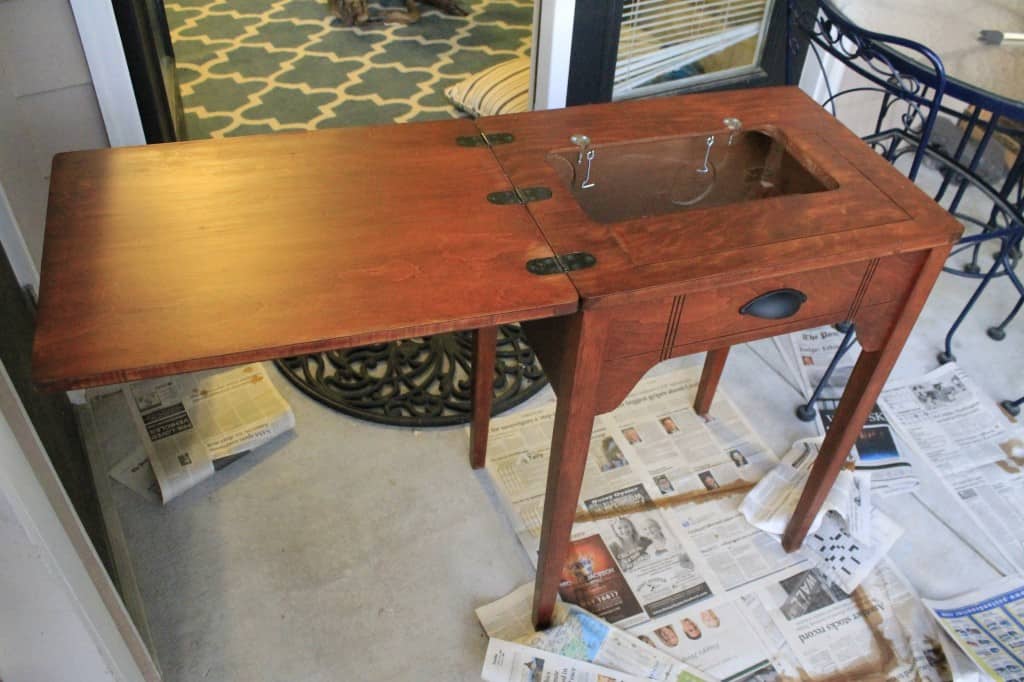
[0,363,146,682]
[0,0,110,272]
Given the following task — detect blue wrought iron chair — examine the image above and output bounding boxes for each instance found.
[785,0,1024,421]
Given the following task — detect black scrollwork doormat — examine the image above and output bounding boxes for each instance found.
[273,324,547,427]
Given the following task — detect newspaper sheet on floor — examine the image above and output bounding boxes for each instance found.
[878,363,1024,573]
[777,327,918,497]
[924,575,1024,681]
[477,583,712,682]
[482,638,650,682]
[739,438,904,593]
[108,363,295,503]
[482,366,949,680]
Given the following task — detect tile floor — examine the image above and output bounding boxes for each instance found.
[83,226,1021,679]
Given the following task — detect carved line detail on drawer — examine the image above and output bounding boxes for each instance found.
[846,258,880,322]
[660,295,685,360]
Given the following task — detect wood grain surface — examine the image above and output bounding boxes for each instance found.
[478,87,963,306]
[33,118,578,390]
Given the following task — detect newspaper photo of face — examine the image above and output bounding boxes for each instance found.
[655,625,679,647]
[681,617,703,640]
[699,471,720,491]
[622,427,643,445]
[608,517,652,569]
[600,436,629,472]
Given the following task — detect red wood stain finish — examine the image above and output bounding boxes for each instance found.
[33,118,577,390]
[34,87,961,630]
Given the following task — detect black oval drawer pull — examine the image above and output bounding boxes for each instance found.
[739,288,808,319]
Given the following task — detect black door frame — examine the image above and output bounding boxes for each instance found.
[111,0,184,143]
[565,0,815,106]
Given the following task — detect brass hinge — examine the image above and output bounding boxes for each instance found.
[487,186,552,205]
[526,251,596,276]
[456,132,514,147]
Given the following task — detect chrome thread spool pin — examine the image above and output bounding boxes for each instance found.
[698,135,715,174]
[723,117,742,145]
[580,149,596,189]
[570,133,590,165]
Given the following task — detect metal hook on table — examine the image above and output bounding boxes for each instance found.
[697,135,715,174]
[580,149,596,189]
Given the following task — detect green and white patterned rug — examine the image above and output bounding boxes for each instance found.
[165,0,532,138]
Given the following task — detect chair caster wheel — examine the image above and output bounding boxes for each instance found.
[834,321,853,333]
[963,262,981,275]
[796,404,817,422]
[1002,400,1021,417]
[987,327,1007,341]
[937,351,956,364]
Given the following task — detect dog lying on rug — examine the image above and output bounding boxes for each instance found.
[329,0,467,26]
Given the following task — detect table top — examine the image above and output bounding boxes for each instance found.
[32,118,578,390]
[33,87,962,391]
[849,0,1024,109]
[480,87,961,306]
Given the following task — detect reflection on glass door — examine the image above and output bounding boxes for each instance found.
[563,0,811,106]
[614,0,775,99]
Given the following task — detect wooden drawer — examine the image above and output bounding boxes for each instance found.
[674,260,872,347]
[600,252,926,360]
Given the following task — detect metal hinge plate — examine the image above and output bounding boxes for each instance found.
[487,186,552,205]
[526,251,596,276]
[456,132,514,147]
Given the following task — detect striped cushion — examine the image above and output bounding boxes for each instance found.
[445,57,530,117]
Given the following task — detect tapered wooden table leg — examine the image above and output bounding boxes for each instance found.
[532,311,609,628]
[694,346,730,416]
[469,326,498,470]
[782,249,949,551]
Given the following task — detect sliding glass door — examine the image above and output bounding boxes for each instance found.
[565,0,813,105]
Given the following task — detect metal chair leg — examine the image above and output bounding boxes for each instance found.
[1002,395,1023,417]
[988,295,1024,341]
[940,253,1004,364]
[796,324,857,422]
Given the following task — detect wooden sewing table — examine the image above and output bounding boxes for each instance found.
[32,87,961,628]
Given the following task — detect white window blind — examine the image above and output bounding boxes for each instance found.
[614,0,772,99]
